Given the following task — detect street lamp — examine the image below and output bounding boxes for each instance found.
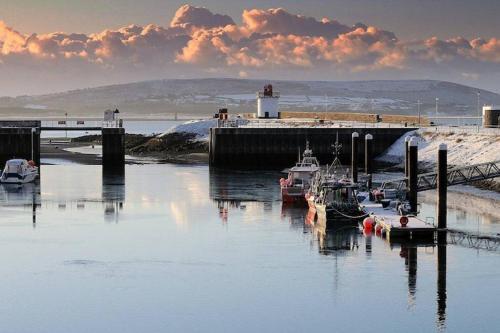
[477,91,481,128]
[417,99,421,125]
[31,128,36,162]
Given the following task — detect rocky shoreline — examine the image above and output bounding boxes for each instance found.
[72,132,209,164]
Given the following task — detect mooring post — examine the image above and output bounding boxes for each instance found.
[437,143,447,243]
[408,137,418,213]
[351,132,359,183]
[365,134,373,189]
[405,136,411,177]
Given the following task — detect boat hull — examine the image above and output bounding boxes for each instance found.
[281,187,307,205]
[315,203,365,227]
[0,172,37,184]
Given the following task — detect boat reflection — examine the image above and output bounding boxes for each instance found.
[312,213,360,254]
[280,205,310,232]
[0,182,41,225]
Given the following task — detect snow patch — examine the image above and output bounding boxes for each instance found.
[377,129,500,168]
[159,119,218,141]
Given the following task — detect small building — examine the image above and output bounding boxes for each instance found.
[257,84,280,118]
[483,106,500,128]
[104,109,120,122]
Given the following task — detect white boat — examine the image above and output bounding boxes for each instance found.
[280,142,320,205]
[0,159,38,184]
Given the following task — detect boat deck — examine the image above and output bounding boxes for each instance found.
[362,202,436,242]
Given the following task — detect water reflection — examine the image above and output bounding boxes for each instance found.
[400,245,418,307]
[102,167,125,223]
[437,244,447,331]
[312,215,360,254]
[209,168,280,223]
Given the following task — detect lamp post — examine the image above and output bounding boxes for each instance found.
[477,91,481,130]
[417,99,421,125]
[65,112,68,138]
[31,128,35,161]
[435,97,439,117]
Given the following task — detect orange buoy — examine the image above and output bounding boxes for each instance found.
[375,223,383,235]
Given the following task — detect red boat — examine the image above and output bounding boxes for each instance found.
[280,143,320,205]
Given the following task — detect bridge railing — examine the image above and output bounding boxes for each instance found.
[381,160,500,192]
[40,119,123,128]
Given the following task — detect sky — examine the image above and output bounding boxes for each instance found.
[1,0,500,96]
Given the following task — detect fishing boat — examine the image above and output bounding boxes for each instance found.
[280,142,320,205]
[307,136,367,225]
[0,159,38,184]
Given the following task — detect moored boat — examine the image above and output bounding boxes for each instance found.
[307,135,367,226]
[280,142,320,205]
[0,159,38,184]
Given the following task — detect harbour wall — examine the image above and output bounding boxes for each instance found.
[0,121,41,166]
[209,127,416,169]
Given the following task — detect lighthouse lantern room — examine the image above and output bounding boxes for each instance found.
[257,84,280,118]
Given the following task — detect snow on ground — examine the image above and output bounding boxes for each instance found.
[378,128,500,168]
[159,119,218,141]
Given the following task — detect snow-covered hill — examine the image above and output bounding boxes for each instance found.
[1,78,499,117]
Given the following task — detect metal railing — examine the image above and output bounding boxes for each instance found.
[381,160,500,192]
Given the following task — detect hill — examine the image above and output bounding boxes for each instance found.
[1,79,499,118]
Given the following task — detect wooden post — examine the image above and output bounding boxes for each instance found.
[437,143,447,243]
[365,134,373,189]
[351,132,359,183]
[408,137,418,213]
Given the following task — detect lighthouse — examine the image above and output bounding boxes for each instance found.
[257,84,280,118]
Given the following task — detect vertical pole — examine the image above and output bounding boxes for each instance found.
[408,137,418,213]
[437,243,447,328]
[31,128,34,161]
[437,143,447,242]
[405,136,411,177]
[365,134,373,189]
[351,132,359,183]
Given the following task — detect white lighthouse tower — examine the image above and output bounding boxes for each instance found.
[257,84,280,118]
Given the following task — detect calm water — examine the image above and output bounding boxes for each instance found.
[0,164,499,333]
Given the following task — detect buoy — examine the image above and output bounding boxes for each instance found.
[400,216,409,227]
[375,223,383,235]
[363,217,375,231]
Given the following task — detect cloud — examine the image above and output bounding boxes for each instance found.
[241,7,352,38]
[170,4,235,29]
[1,5,500,95]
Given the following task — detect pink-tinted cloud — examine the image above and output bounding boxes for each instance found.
[170,4,235,29]
[241,8,352,38]
[1,5,500,95]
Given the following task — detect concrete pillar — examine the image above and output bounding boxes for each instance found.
[365,134,373,189]
[351,132,359,182]
[405,136,411,177]
[437,143,448,242]
[408,137,418,213]
[102,128,125,169]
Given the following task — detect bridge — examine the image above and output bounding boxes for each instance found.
[40,119,121,131]
[381,160,500,192]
